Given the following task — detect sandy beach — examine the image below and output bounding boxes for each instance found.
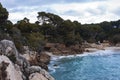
[85,46,120,52]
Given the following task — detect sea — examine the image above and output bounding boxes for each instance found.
[48,48,120,80]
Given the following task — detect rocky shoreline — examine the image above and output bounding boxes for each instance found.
[48,44,120,71]
[45,42,120,69]
[0,39,119,80]
[44,43,84,55]
[0,39,54,80]
[44,42,111,55]
[39,42,120,74]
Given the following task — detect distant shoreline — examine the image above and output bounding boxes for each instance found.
[84,46,120,52]
[46,42,120,56]
[48,46,120,72]
[48,46,120,58]
[47,43,120,69]
[48,46,120,63]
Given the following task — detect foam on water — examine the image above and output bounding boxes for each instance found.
[51,49,119,61]
[49,48,120,74]
[49,49,120,80]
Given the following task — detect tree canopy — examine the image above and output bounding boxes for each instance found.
[0,3,8,24]
[0,2,120,52]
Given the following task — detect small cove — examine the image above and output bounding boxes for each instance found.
[49,49,120,80]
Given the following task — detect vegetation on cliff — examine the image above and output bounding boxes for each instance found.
[0,3,120,53]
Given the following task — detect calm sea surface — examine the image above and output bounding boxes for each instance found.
[49,49,120,80]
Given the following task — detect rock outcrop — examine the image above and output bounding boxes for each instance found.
[0,39,54,80]
[0,55,23,80]
[22,51,50,70]
[116,43,120,47]
[44,43,84,55]
[29,73,48,80]
[22,45,51,70]
[0,61,9,80]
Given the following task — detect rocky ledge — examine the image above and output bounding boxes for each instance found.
[0,39,54,80]
[44,43,84,55]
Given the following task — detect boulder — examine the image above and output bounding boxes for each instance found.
[34,52,51,70]
[116,43,120,47]
[37,52,50,64]
[0,55,23,80]
[22,52,50,70]
[29,73,48,80]
[0,39,55,80]
[40,69,55,80]
[26,66,54,80]
[0,39,18,57]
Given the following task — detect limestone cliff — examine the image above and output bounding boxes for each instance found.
[0,39,54,80]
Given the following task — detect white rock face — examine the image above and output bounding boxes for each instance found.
[22,52,36,61]
[0,39,19,57]
[0,40,55,80]
[0,55,23,80]
[29,73,48,80]
[40,69,55,80]
[26,66,54,80]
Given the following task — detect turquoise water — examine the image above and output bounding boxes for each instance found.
[49,50,120,80]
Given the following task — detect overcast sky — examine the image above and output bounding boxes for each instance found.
[0,0,120,24]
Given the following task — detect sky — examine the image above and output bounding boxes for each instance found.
[0,0,120,24]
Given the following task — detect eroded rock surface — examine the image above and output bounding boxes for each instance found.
[0,39,54,80]
[0,55,23,80]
